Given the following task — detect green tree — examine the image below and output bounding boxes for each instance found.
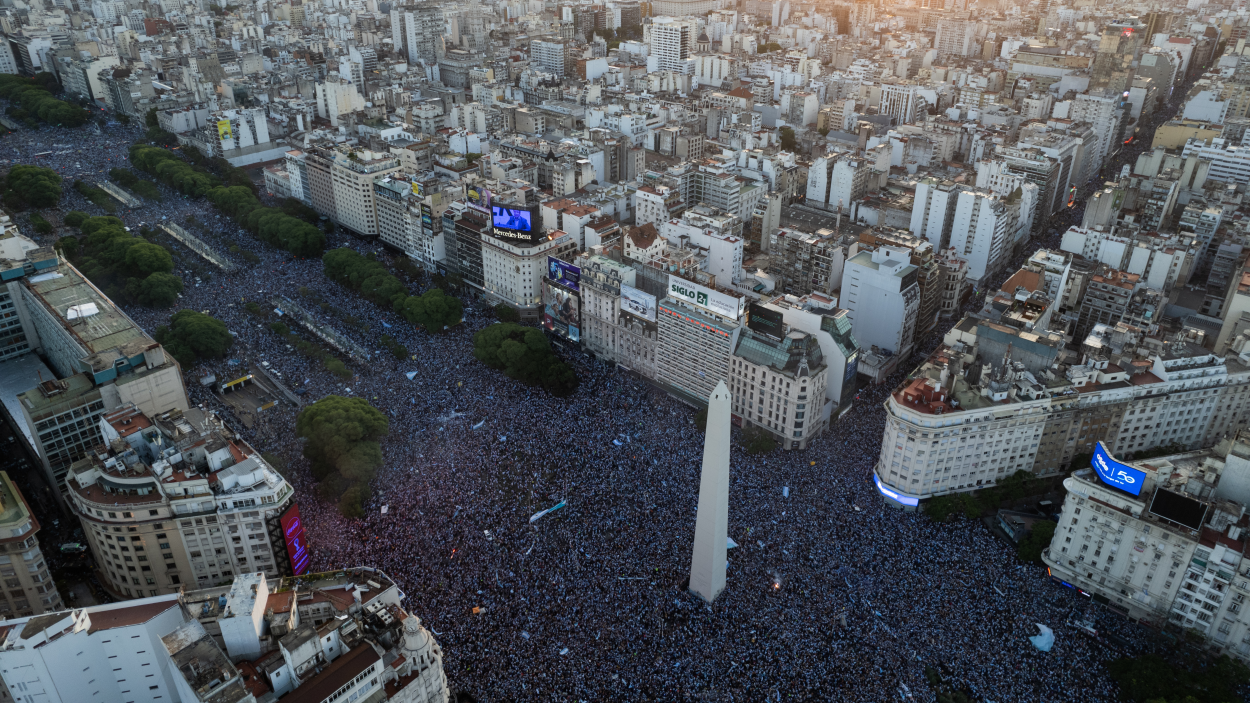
[399,288,463,331]
[154,309,232,365]
[1108,653,1250,703]
[55,235,78,258]
[124,241,173,276]
[2,164,62,209]
[741,425,777,454]
[62,210,88,228]
[295,396,389,517]
[493,303,520,323]
[28,212,51,234]
[779,126,797,152]
[136,271,183,307]
[472,323,580,397]
[1016,520,1056,564]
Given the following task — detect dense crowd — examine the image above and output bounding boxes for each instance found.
[0,113,1202,702]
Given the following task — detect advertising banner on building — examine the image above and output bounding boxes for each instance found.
[413,182,424,197]
[747,302,784,340]
[279,503,310,575]
[619,284,657,322]
[1092,442,1146,496]
[667,275,744,320]
[467,186,491,211]
[547,257,581,291]
[543,280,580,343]
[217,119,232,141]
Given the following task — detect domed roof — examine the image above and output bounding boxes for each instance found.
[698,32,710,42]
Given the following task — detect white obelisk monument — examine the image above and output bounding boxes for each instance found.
[690,380,730,604]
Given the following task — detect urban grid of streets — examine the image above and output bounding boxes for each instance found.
[3,72,1213,702]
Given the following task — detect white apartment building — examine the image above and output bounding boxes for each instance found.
[68,405,296,598]
[1182,137,1250,185]
[934,19,977,57]
[648,18,696,75]
[911,177,964,251]
[1069,91,1126,173]
[806,153,870,211]
[0,568,450,703]
[875,330,1250,509]
[1043,439,1250,662]
[329,149,401,237]
[880,83,923,125]
[950,189,1016,286]
[481,230,575,319]
[729,325,830,450]
[842,247,920,359]
[1059,225,1195,293]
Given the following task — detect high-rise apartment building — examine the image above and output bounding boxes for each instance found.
[911,177,964,250]
[656,277,744,405]
[67,404,298,598]
[650,18,695,75]
[728,324,828,450]
[0,230,189,501]
[934,19,977,57]
[391,4,444,64]
[0,472,62,617]
[842,246,920,359]
[880,83,923,124]
[950,189,1016,286]
[530,39,572,77]
[859,227,943,337]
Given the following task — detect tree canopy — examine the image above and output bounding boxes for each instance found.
[472,322,579,397]
[779,126,797,152]
[154,310,232,366]
[1015,519,1056,564]
[0,74,89,127]
[129,144,218,197]
[295,396,390,517]
[2,164,61,209]
[399,288,462,331]
[209,185,325,257]
[323,248,408,308]
[69,215,183,307]
[1108,653,1250,703]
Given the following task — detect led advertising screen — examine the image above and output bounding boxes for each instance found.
[280,503,311,575]
[748,303,784,341]
[492,206,533,232]
[543,280,580,343]
[874,474,919,507]
[1091,442,1146,496]
[619,284,657,322]
[547,257,581,291]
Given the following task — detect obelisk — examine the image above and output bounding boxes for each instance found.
[690,380,731,604]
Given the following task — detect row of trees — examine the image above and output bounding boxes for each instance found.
[208,186,326,257]
[1108,652,1250,703]
[108,168,162,201]
[129,144,325,257]
[129,144,218,197]
[64,215,183,307]
[154,310,233,367]
[0,74,90,127]
[924,470,1052,522]
[322,247,463,330]
[295,395,389,517]
[2,165,61,210]
[472,323,579,397]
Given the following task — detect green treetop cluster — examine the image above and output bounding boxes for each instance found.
[128,145,325,257]
[473,322,579,397]
[322,247,463,331]
[154,310,233,367]
[0,73,90,127]
[67,215,183,307]
[2,165,62,210]
[295,395,389,517]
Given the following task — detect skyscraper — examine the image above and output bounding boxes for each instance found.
[650,18,695,74]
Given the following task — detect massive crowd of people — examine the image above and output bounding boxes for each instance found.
[1,116,1202,702]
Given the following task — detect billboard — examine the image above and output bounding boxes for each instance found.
[467,186,491,210]
[279,503,310,575]
[1091,442,1146,496]
[547,257,580,291]
[543,280,580,343]
[217,119,232,141]
[748,303,784,341]
[619,284,656,322]
[667,275,744,320]
[412,182,424,197]
[492,205,533,232]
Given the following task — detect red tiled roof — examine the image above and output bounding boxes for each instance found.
[87,601,180,633]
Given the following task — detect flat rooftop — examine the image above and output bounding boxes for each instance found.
[25,262,151,363]
[0,352,54,447]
